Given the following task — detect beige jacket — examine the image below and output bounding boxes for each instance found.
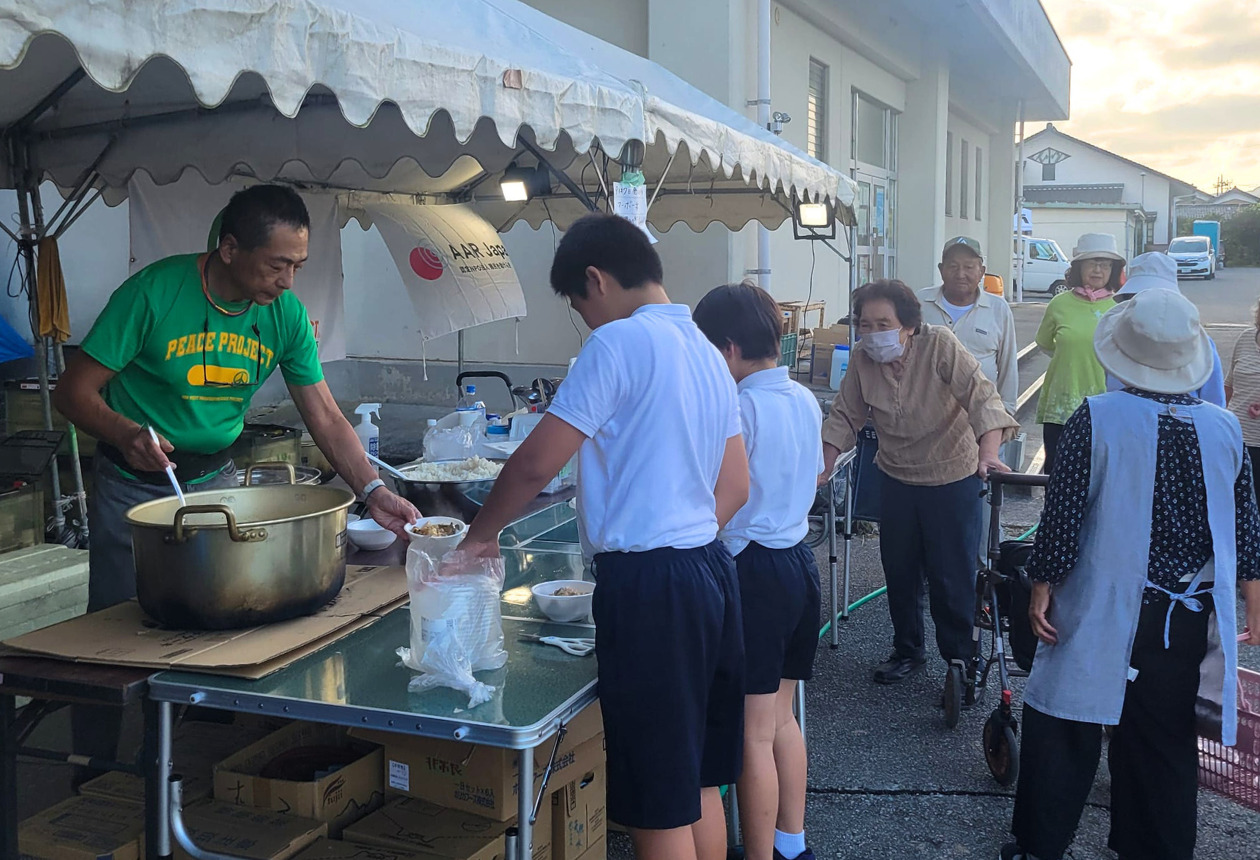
[918,285,1019,413]
[822,324,1019,486]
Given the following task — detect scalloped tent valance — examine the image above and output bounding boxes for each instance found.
[0,0,855,232]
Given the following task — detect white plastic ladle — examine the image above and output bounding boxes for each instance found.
[146,425,186,506]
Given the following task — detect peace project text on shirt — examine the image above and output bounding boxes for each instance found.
[163,330,276,368]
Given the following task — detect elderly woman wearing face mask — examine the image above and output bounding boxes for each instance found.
[1034,233,1126,474]
[821,280,1018,702]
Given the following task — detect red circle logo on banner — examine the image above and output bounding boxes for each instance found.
[409,247,444,280]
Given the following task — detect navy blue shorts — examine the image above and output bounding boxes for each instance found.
[592,542,745,830]
[735,541,821,695]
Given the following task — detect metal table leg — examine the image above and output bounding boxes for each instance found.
[516,745,534,860]
[2,694,18,860]
[146,700,173,859]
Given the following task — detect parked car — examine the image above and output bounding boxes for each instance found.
[1167,235,1216,280]
[1015,236,1071,295]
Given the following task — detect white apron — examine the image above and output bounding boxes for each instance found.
[1023,391,1243,746]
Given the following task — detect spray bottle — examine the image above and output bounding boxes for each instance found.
[354,403,382,458]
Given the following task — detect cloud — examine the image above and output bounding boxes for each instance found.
[1041,0,1260,188]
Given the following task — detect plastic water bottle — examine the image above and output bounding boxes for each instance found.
[456,385,482,427]
[830,345,850,391]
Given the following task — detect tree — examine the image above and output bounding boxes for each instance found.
[1221,205,1260,266]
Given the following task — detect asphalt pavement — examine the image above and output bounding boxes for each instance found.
[608,536,1259,860]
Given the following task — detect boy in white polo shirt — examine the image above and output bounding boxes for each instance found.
[693,283,823,860]
[461,214,750,860]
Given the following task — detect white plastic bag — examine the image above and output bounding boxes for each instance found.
[397,544,508,707]
[423,423,477,462]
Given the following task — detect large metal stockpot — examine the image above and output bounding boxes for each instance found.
[126,480,354,630]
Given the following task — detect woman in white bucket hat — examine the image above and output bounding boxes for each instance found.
[1105,252,1226,406]
[1034,233,1126,474]
[1001,288,1260,860]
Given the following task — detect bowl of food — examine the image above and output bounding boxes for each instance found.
[405,516,468,555]
[531,580,595,623]
[346,518,396,552]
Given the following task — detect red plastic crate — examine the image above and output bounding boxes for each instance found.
[1198,668,1260,811]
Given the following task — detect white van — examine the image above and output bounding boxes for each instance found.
[1014,237,1071,295]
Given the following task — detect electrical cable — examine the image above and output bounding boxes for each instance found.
[541,199,584,348]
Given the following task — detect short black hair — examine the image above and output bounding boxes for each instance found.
[218,185,310,252]
[549,213,663,299]
[852,279,922,330]
[693,281,782,361]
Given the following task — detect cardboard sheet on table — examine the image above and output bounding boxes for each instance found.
[1,565,406,678]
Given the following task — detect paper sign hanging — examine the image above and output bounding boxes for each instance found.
[613,181,657,244]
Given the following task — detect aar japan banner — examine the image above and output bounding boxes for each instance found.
[127,172,347,362]
[358,201,527,342]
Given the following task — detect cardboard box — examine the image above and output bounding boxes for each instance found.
[809,326,850,387]
[214,721,385,836]
[18,795,145,860]
[350,705,603,821]
[344,796,550,860]
[174,800,328,860]
[551,765,605,860]
[81,718,285,806]
[565,837,604,860]
[3,565,407,678]
[292,837,436,860]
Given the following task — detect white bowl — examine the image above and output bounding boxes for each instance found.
[347,518,396,551]
[347,513,360,524]
[405,516,468,556]
[531,580,595,623]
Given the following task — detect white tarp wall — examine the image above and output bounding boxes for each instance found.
[127,172,347,362]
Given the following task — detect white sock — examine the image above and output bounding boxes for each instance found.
[774,829,806,859]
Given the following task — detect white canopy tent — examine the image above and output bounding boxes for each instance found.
[0,0,855,231]
[0,0,857,571]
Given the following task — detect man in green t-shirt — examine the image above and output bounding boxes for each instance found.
[57,184,419,785]
[56,185,418,612]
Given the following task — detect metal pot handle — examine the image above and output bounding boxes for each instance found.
[243,462,297,486]
[171,504,267,544]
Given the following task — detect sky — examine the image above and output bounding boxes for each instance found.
[1040,0,1260,194]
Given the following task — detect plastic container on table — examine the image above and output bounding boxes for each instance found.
[830,345,850,391]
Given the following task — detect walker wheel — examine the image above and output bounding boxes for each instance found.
[984,710,1020,787]
[943,664,964,729]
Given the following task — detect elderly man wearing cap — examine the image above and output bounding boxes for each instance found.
[1000,289,1260,860]
[1103,252,1226,406]
[919,237,1018,412]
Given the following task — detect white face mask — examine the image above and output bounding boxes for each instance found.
[861,328,905,363]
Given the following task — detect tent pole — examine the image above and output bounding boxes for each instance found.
[457,330,465,376]
[26,150,88,537]
[10,136,65,537]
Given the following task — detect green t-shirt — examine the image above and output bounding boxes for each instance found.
[1034,291,1116,425]
[81,254,324,454]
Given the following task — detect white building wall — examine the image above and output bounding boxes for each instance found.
[1024,208,1135,263]
[945,112,993,249]
[1020,128,1179,246]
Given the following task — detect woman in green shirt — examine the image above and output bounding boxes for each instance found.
[1035,233,1126,474]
